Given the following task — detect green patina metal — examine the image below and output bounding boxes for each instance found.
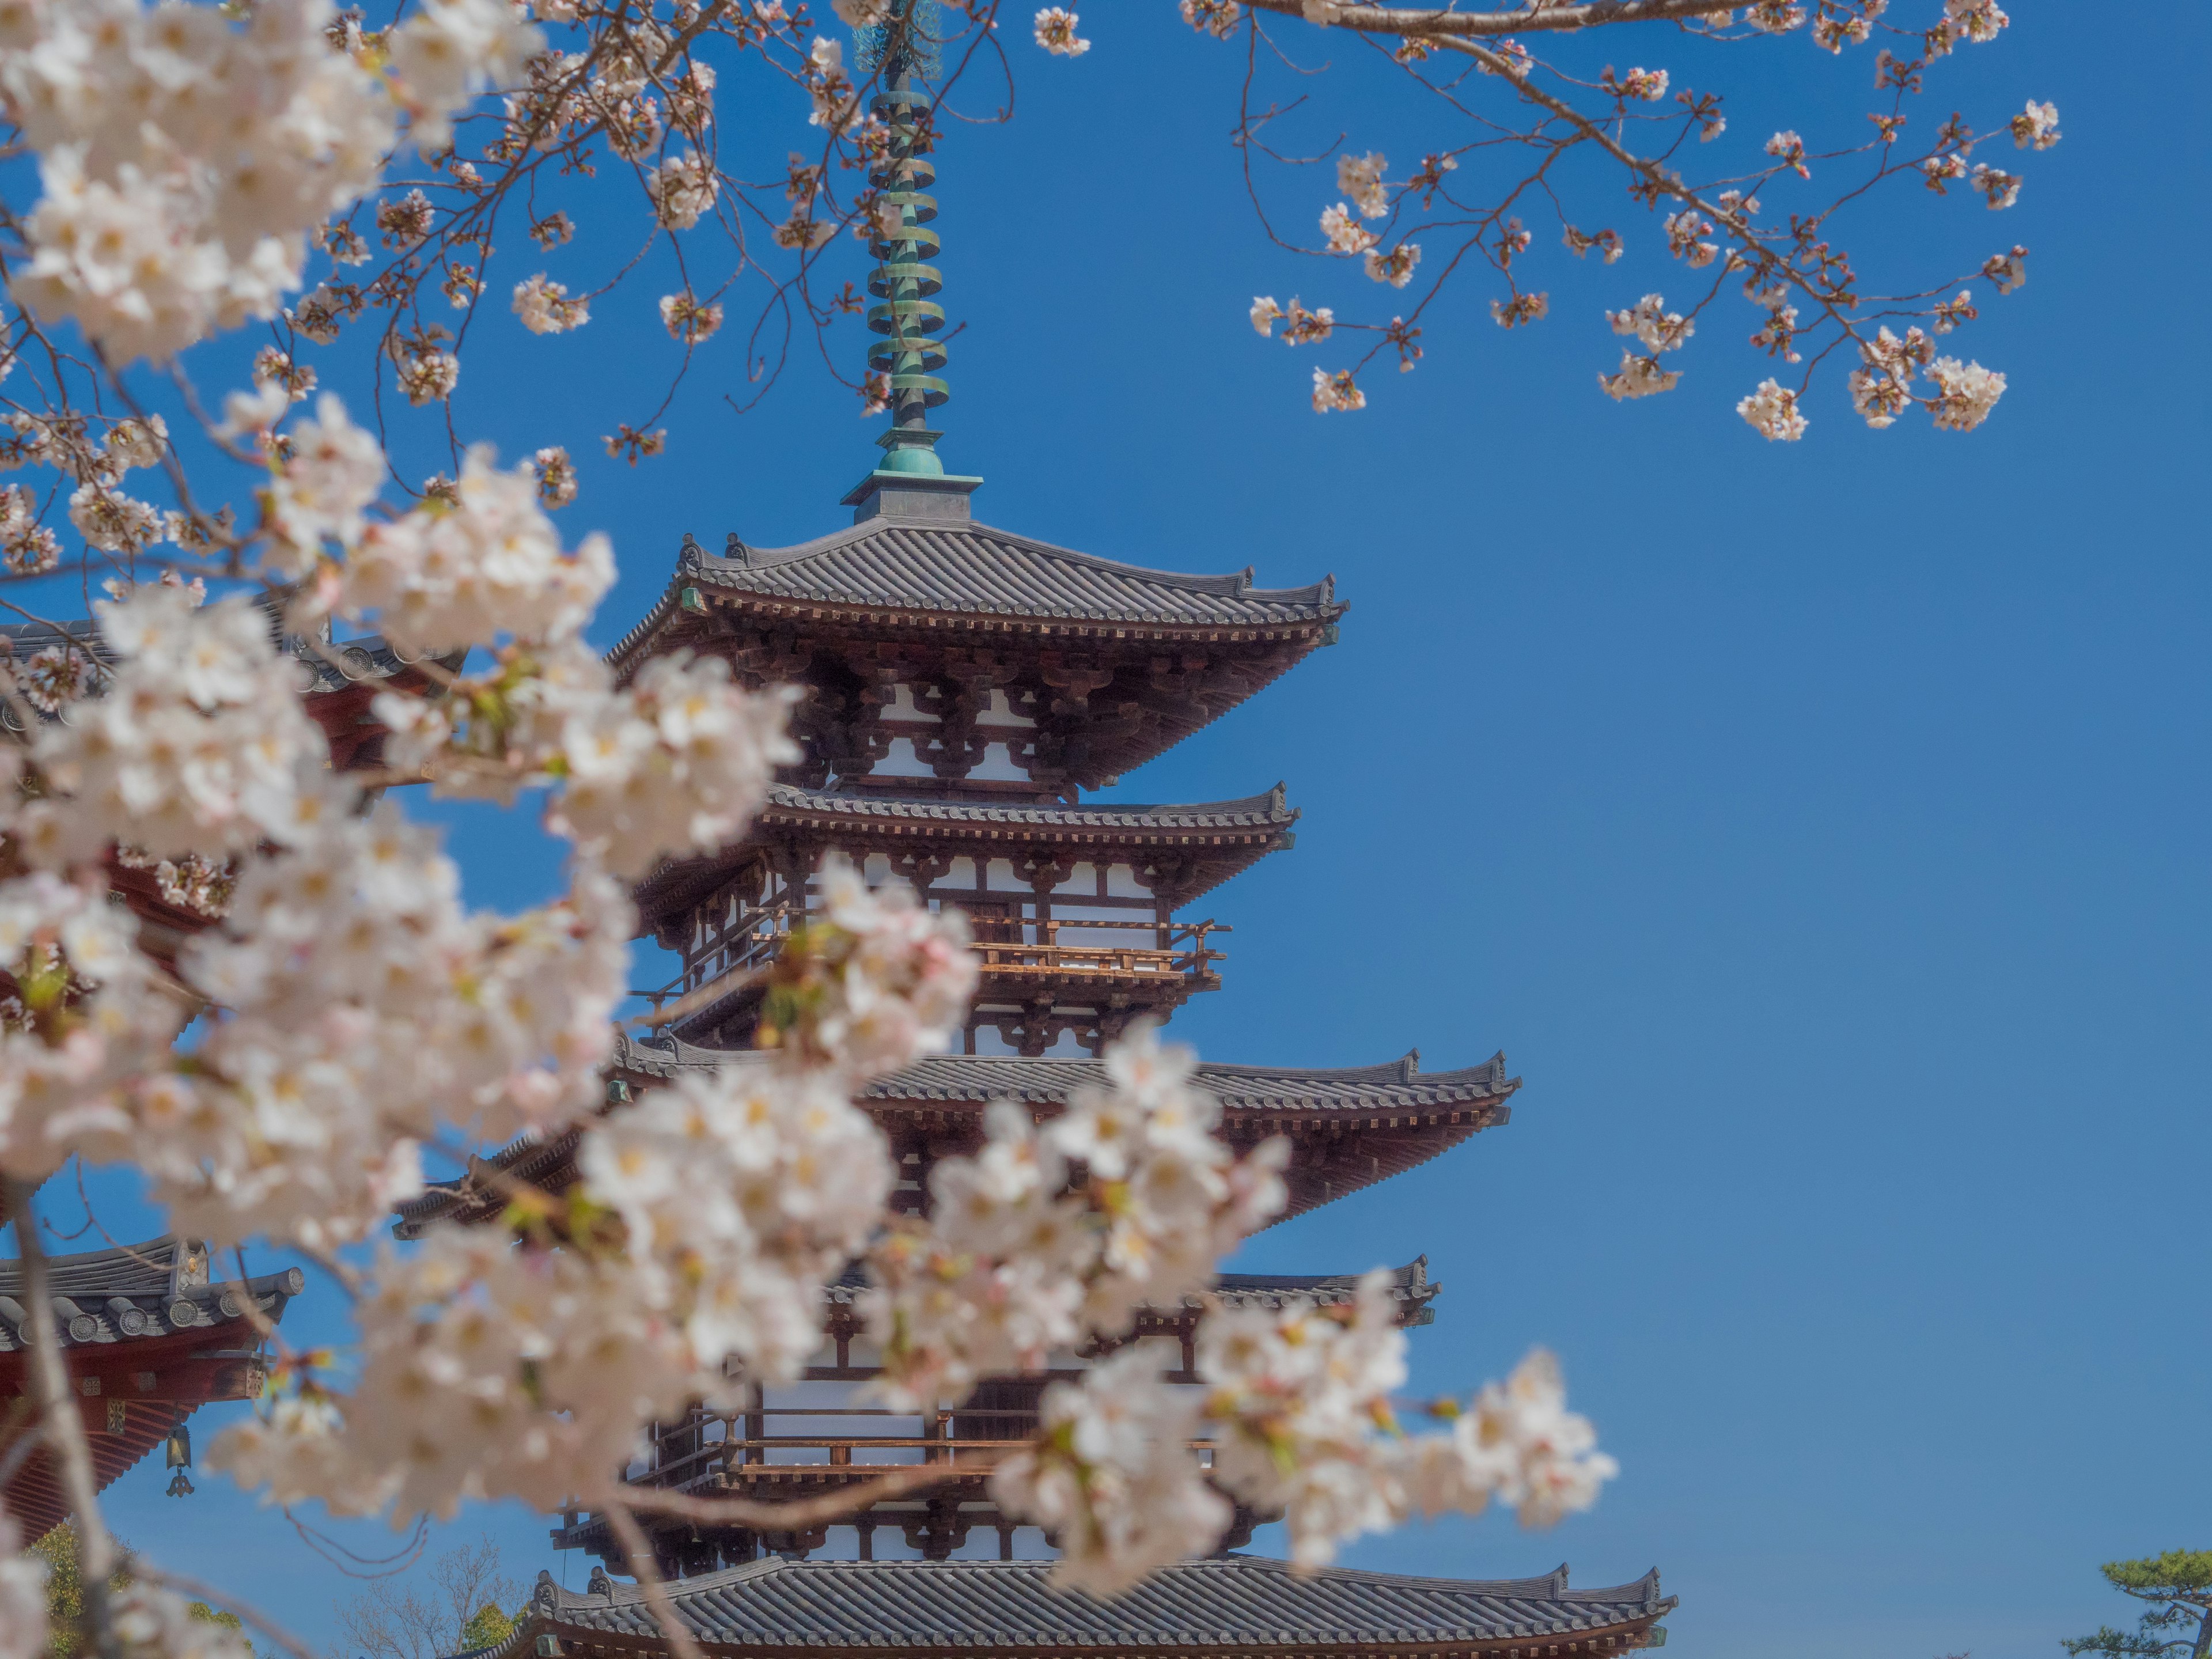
[858,0,957,480]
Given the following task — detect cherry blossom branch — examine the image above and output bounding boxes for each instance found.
[615,1464,961,1530]
[604,1502,709,1659]
[1246,0,1745,37]
[5,1177,122,1659]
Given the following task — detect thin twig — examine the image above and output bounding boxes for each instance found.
[626,961,768,1030]
[604,1502,707,1659]
[616,1463,957,1529]
[6,1177,123,1659]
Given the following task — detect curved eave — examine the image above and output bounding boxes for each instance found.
[483,1557,1674,1658]
[633,785,1299,924]
[607,519,1346,675]
[393,1047,1519,1238]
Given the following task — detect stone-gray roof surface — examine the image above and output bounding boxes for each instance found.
[0,1237,304,1351]
[613,1038,1516,1112]
[612,520,1341,660]
[758,782,1296,832]
[516,1555,1671,1649]
[810,1257,1441,1319]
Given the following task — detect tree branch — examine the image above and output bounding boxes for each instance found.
[1244,0,1746,39]
[5,1178,122,1659]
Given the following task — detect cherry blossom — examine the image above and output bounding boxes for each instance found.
[1180,0,1243,39]
[1927,357,2005,431]
[513,274,592,334]
[1311,367,1365,411]
[1320,203,1380,256]
[1737,378,1809,441]
[1034,7,1090,55]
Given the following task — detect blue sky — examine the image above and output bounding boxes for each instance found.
[28,3,2212,1657]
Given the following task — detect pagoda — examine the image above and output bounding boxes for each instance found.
[0,1229,302,1535]
[406,10,1674,1654]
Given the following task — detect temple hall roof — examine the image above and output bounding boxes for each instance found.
[633,784,1298,923]
[611,520,1343,668]
[502,1555,1672,1655]
[395,1045,1515,1236]
[0,1237,302,1536]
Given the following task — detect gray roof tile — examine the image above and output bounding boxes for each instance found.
[612,1040,1516,1113]
[757,782,1297,834]
[513,1555,1671,1650]
[611,520,1342,664]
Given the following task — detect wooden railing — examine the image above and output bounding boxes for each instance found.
[628,1406,1213,1490]
[639,905,1228,1014]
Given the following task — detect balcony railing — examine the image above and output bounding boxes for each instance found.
[642,903,1228,1014]
[624,1405,1214,1492]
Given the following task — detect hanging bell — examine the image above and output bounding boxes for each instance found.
[165,1421,195,1494]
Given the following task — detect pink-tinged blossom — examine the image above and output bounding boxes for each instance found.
[1249,296,1285,337]
[267,393,386,566]
[513,274,591,334]
[1766,130,1809,177]
[547,649,800,879]
[662,292,724,344]
[1491,293,1548,329]
[1311,368,1365,412]
[1737,378,1808,441]
[1599,351,1679,402]
[0,870,180,1183]
[1613,66,1669,101]
[0,486,58,576]
[991,1349,1229,1596]
[1922,152,1968,194]
[1563,226,1624,263]
[1281,299,1334,345]
[1478,39,1532,78]
[1982,245,2029,294]
[1970,163,2021,210]
[2011,100,2060,150]
[1180,0,1243,37]
[1746,0,1807,28]
[24,587,332,865]
[1812,12,1872,49]
[1945,0,2008,43]
[338,447,613,653]
[648,153,720,228]
[1664,209,1718,267]
[529,445,578,509]
[1338,151,1388,219]
[1609,293,1694,354]
[1927,358,2005,431]
[1034,7,1090,54]
[1320,203,1379,256]
[1365,245,1421,288]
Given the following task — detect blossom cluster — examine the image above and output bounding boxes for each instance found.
[0,0,537,361]
[212,871,975,1520]
[990,1266,1619,1593]
[864,1024,1287,1410]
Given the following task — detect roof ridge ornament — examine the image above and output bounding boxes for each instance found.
[842,0,983,526]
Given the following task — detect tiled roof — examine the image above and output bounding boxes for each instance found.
[757,782,1297,834]
[393,1046,1514,1237]
[510,1555,1672,1652]
[611,520,1342,663]
[613,1039,1517,1115]
[809,1257,1442,1324]
[0,1237,304,1351]
[0,615,452,694]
